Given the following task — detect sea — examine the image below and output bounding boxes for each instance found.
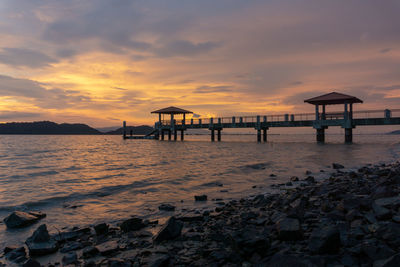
[1,127,400,248]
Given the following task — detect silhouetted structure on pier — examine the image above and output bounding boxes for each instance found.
[123,92,400,143]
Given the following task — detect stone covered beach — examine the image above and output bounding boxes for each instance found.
[1,162,400,266]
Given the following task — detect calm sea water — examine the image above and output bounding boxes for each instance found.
[0,132,399,248]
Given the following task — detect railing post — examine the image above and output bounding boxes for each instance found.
[191,118,193,125]
[284,114,289,122]
[385,109,392,119]
[239,117,243,124]
[256,115,260,129]
[232,116,236,126]
[290,114,295,121]
[199,119,202,126]
[218,118,221,125]
[210,117,214,127]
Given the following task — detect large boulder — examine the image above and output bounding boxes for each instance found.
[25,224,58,256]
[309,226,341,254]
[153,216,183,243]
[276,217,303,241]
[3,211,46,228]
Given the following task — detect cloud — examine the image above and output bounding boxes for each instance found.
[194,85,232,94]
[0,111,43,120]
[153,40,219,57]
[0,47,57,68]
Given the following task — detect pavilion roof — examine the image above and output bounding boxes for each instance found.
[151,106,193,114]
[304,92,363,105]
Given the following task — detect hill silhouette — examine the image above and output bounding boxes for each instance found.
[0,121,101,135]
[107,125,154,135]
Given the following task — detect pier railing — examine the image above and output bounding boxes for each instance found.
[159,109,400,126]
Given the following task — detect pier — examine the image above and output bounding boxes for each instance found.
[125,92,400,143]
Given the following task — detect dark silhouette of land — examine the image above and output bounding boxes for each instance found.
[0,121,154,135]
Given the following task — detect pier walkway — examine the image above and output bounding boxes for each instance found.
[124,92,400,143]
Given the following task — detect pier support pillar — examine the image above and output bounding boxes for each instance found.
[123,121,127,139]
[168,130,171,141]
[257,129,261,142]
[217,129,221,141]
[174,130,177,141]
[263,129,267,142]
[345,128,353,143]
[211,129,215,141]
[316,128,325,143]
[181,130,184,141]
[161,130,164,141]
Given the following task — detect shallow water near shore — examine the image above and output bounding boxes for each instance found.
[0,132,400,248]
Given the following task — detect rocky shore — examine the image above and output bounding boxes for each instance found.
[1,161,400,266]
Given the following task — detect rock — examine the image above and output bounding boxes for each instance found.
[309,226,341,254]
[62,252,78,265]
[373,203,392,220]
[120,217,146,232]
[22,258,41,267]
[108,258,131,267]
[276,217,303,241]
[3,246,18,254]
[153,216,183,243]
[53,227,91,242]
[375,197,400,208]
[332,163,345,169]
[96,240,120,256]
[147,254,170,267]
[375,253,400,267]
[94,223,109,235]
[25,224,58,256]
[5,247,26,262]
[82,246,99,259]
[230,227,270,257]
[266,254,319,267]
[158,203,176,211]
[194,195,207,201]
[3,211,46,228]
[305,176,315,183]
[60,241,84,252]
[290,176,299,182]
[372,186,397,199]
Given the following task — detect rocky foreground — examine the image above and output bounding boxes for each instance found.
[2,162,400,266]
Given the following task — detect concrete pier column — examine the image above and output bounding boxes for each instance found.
[345,128,352,143]
[211,129,215,141]
[217,129,221,141]
[316,128,325,142]
[263,129,267,142]
[181,130,184,141]
[174,129,177,141]
[168,130,171,140]
[257,129,261,142]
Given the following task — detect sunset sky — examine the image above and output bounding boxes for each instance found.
[0,0,399,127]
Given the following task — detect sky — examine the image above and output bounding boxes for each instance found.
[0,0,399,127]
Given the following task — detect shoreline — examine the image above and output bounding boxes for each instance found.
[1,161,400,266]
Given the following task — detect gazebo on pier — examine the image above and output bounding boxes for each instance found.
[151,106,193,140]
[304,92,363,142]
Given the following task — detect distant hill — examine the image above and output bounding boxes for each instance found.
[107,125,154,135]
[388,130,400,135]
[0,121,101,135]
[96,126,121,133]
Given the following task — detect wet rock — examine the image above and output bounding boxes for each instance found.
[120,217,146,232]
[60,241,84,252]
[276,217,303,241]
[147,254,170,267]
[108,258,131,267]
[153,216,183,243]
[53,227,91,242]
[3,211,46,228]
[194,195,207,201]
[94,222,109,235]
[290,176,299,182]
[305,176,315,183]
[309,226,341,254]
[5,247,26,262]
[96,240,120,256]
[22,258,41,267]
[230,227,270,257]
[375,253,400,267]
[373,203,392,220]
[3,245,18,254]
[332,163,345,169]
[62,252,78,265]
[25,224,58,256]
[82,246,99,259]
[158,203,176,211]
